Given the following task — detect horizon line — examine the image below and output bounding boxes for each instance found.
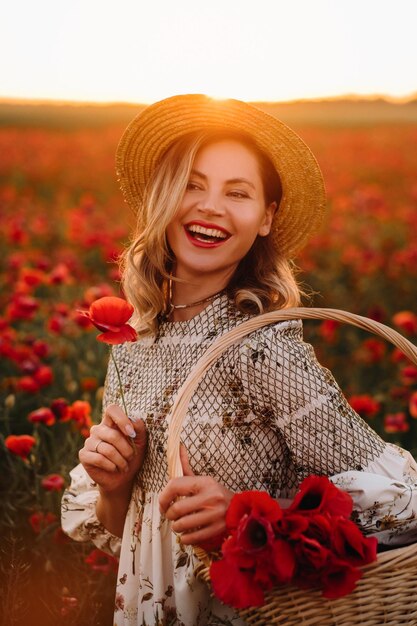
[1,91,417,107]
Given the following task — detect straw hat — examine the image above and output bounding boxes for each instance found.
[116,94,326,258]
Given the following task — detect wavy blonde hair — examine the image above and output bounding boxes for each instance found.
[120,129,304,336]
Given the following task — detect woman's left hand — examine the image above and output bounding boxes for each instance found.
[159,446,234,546]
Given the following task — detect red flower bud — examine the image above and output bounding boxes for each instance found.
[28,407,56,426]
[5,434,36,459]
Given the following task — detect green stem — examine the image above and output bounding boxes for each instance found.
[110,348,135,454]
[110,348,128,416]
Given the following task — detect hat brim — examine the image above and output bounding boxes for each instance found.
[116,94,326,258]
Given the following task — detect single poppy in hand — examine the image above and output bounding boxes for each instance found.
[78,297,137,344]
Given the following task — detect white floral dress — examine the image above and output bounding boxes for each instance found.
[61,295,417,626]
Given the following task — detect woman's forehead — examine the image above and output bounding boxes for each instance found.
[193,139,262,179]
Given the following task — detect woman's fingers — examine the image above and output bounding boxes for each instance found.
[159,476,200,514]
[170,507,221,533]
[82,405,148,477]
[90,423,134,457]
[180,444,195,476]
[102,403,137,438]
[89,438,130,472]
[178,521,226,546]
[102,404,148,453]
[79,447,118,473]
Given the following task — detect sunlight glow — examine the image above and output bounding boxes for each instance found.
[1,0,416,103]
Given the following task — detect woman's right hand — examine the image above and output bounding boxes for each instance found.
[79,403,147,494]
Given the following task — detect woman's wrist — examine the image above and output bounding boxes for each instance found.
[96,482,134,537]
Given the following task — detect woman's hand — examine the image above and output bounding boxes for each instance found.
[159,446,234,546]
[79,403,147,494]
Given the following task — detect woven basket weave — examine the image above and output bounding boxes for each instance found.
[166,308,417,626]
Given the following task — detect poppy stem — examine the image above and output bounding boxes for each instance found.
[110,348,136,454]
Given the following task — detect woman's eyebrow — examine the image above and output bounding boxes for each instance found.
[190,169,255,190]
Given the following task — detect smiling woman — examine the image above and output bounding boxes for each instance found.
[61,94,417,626]
[164,137,277,316]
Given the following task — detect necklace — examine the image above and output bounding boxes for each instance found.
[165,279,224,317]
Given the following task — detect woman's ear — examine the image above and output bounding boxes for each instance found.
[258,201,277,237]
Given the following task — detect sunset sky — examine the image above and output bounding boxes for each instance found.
[2,0,417,104]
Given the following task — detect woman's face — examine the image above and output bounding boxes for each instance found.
[166,139,276,288]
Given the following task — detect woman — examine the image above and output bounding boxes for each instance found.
[62,95,417,626]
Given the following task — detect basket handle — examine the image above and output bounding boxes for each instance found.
[166,307,417,479]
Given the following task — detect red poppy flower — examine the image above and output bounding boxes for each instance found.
[210,552,265,609]
[289,475,353,519]
[32,339,49,358]
[384,412,410,433]
[5,434,36,459]
[400,365,417,386]
[7,294,39,321]
[18,376,40,393]
[19,267,45,287]
[69,400,92,429]
[320,557,362,599]
[29,511,57,534]
[357,338,386,364]
[318,319,340,344]
[41,474,65,491]
[84,549,119,575]
[28,407,56,426]
[348,394,381,418]
[295,535,330,570]
[226,490,283,534]
[392,311,417,335]
[235,510,275,554]
[267,538,295,585]
[332,517,377,566]
[78,296,137,344]
[48,262,72,285]
[278,512,309,539]
[391,348,408,364]
[50,397,71,421]
[34,365,53,387]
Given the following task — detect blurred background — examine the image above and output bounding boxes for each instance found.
[1,1,417,624]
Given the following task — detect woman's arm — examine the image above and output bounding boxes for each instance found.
[61,406,146,549]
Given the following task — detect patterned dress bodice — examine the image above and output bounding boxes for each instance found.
[104,295,384,496]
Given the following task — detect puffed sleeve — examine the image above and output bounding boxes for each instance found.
[239,319,417,546]
[61,363,122,556]
[61,463,121,556]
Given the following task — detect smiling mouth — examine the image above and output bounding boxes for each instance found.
[185,224,231,244]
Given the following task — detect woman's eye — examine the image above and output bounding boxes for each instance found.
[186,182,201,191]
[228,190,249,199]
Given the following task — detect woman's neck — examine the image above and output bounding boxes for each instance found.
[167,271,232,321]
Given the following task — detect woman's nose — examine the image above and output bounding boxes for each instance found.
[197,192,225,216]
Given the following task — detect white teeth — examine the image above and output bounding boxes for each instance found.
[187,224,228,239]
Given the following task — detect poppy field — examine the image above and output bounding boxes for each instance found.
[1,103,417,626]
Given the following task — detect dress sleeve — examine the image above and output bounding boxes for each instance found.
[61,463,121,556]
[61,362,122,557]
[239,319,417,546]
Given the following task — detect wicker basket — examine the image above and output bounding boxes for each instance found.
[166,308,417,626]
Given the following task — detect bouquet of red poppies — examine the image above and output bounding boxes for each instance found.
[210,476,378,609]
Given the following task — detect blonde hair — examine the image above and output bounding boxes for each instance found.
[120,130,304,336]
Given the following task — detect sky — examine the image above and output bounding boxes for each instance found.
[1,0,417,104]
